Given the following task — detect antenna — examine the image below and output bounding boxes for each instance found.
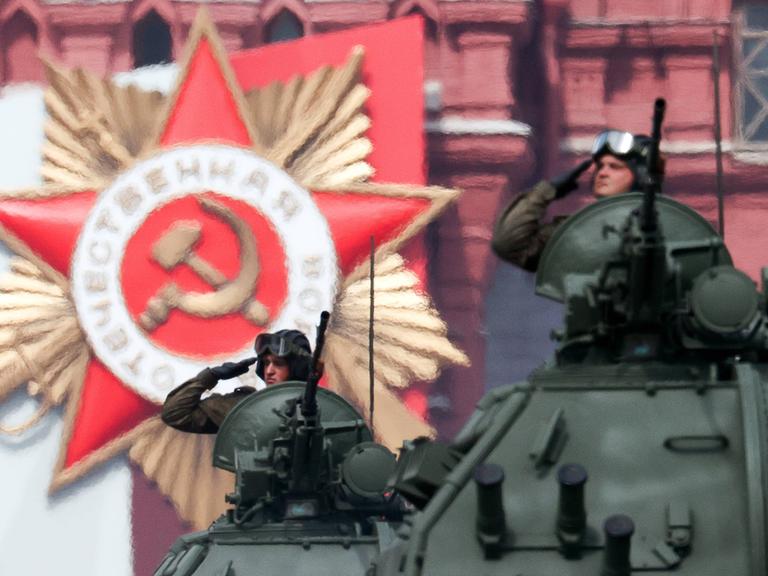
[712,30,726,238]
[368,236,375,436]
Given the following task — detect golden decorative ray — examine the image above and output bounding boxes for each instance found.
[246,47,374,188]
[41,61,166,189]
[129,417,233,530]
[0,258,88,432]
[324,254,469,450]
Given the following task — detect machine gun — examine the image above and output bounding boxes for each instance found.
[584,98,669,334]
[287,310,329,493]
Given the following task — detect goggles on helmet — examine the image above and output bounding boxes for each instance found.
[255,333,311,358]
[591,130,640,158]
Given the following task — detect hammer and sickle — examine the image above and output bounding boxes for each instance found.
[139,196,270,332]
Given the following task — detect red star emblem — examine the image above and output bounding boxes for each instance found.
[0,11,463,521]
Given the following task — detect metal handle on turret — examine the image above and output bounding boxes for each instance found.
[302,310,330,418]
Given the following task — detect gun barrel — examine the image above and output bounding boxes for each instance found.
[302,311,330,418]
[641,98,666,232]
[650,98,666,162]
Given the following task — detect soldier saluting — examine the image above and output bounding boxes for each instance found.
[161,329,313,433]
[492,130,657,272]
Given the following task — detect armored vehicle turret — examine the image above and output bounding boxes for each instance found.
[374,100,768,576]
[154,313,403,576]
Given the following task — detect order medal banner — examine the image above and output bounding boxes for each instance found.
[0,11,468,531]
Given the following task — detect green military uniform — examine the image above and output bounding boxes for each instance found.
[161,368,255,433]
[491,180,568,273]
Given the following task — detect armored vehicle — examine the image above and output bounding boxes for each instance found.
[375,100,768,575]
[154,313,403,576]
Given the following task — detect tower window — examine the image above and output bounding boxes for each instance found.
[132,11,172,68]
[3,11,43,84]
[266,10,304,44]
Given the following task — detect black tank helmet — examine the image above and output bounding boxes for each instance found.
[253,329,312,381]
[591,130,655,189]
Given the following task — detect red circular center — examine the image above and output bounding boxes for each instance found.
[121,192,288,358]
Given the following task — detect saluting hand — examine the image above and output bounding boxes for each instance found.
[550,159,593,199]
[210,357,257,380]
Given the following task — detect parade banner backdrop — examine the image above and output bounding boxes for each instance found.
[0,12,467,575]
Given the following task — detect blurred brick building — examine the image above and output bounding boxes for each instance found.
[2,0,768,437]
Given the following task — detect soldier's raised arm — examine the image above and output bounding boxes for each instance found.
[492,160,591,272]
[162,359,256,433]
